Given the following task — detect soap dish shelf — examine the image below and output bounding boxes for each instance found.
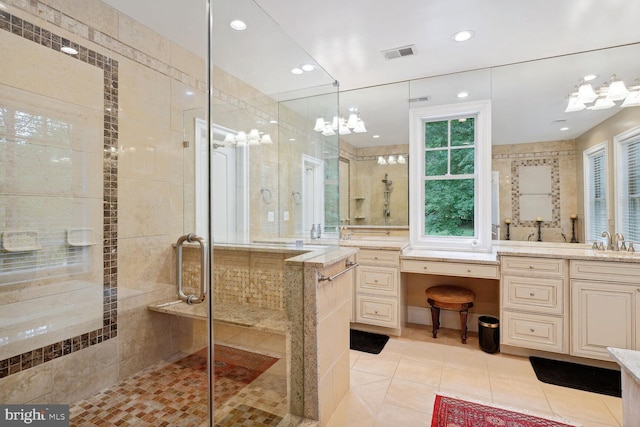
[67,228,97,247]
[2,230,42,252]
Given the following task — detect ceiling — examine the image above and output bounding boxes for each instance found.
[101,0,640,146]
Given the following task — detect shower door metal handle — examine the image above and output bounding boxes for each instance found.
[176,233,208,305]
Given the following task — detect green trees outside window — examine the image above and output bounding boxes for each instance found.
[423,117,475,236]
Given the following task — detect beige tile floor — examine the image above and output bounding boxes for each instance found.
[327,324,623,427]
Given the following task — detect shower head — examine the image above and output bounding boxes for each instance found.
[382,173,392,185]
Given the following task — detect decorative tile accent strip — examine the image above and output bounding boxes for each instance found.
[0,11,118,378]
[492,149,575,160]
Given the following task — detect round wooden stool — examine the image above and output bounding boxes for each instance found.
[425,285,476,344]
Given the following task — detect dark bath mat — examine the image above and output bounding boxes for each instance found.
[530,356,621,397]
[350,329,389,354]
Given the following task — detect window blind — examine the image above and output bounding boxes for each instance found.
[585,148,607,243]
[621,138,640,242]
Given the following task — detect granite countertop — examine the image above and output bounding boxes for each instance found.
[495,242,640,263]
[608,347,640,383]
[285,247,359,267]
[339,237,409,251]
[401,248,500,265]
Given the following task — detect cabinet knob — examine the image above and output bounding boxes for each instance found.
[374,256,379,260]
[529,266,534,269]
[530,292,535,297]
[467,269,471,273]
[374,280,379,283]
[423,266,428,270]
[530,328,535,333]
[374,310,379,314]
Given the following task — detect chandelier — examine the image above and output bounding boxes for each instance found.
[565,74,640,112]
[223,129,273,146]
[314,108,367,136]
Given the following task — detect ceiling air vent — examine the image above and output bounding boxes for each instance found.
[409,96,430,103]
[382,45,416,60]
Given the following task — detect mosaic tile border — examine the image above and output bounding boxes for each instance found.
[0,11,118,378]
[510,158,561,228]
[492,149,575,160]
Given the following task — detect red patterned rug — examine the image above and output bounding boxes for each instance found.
[431,395,576,427]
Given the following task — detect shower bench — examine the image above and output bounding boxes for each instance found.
[147,300,287,335]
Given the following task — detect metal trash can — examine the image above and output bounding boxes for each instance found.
[478,315,499,353]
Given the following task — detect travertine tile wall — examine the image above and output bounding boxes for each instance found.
[312,261,352,425]
[340,142,409,226]
[492,140,578,242]
[0,0,203,403]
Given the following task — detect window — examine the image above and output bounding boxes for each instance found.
[409,101,491,251]
[583,142,608,244]
[615,127,640,243]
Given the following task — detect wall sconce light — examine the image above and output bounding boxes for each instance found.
[566,75,640,112]
[377,155,406,165]
[223,129,272,146]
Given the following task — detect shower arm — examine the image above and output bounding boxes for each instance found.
[176,233,208,305]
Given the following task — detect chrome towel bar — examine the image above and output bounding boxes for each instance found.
[317,260,359,282]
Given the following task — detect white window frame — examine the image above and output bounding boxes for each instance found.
[614,125,640,242]
[409,100,492,252]
[583,141,609,244]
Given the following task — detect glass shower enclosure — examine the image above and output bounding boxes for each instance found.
[0,0,338,425]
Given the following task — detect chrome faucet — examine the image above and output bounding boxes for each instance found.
[613,232,624,251]
[601,231,613,250]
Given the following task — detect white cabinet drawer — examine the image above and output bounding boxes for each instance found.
[501,310,565,353]
[357,266,397,296]
[502,275,564,314]
[355,295,399,328]
[357,249,399,265]
[501,256,565,277]
[401,259,499,279]
[570,260,640,284]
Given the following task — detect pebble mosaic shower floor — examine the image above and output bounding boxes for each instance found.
[69,346,287,426]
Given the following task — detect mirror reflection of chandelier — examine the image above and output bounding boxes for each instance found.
[223,129,273,146]
[314,107,367,136]
[565,74,640,112]
[377,155,406,165]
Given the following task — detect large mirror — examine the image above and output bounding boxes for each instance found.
[337,42,640,244]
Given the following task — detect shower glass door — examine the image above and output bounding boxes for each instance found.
[0,0,214,425]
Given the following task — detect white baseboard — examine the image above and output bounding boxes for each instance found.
[407,305,492,333]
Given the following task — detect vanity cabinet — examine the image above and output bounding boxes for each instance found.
[500,256,569,353]
[570,260,640,361]
[353,248,404,335]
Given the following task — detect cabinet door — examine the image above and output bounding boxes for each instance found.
[571,280,636,360]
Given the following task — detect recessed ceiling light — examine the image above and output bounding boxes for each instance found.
[583,74,598,82]
[451,30,474,42]
[290,68,303,75]
[185,90,194,96]
[230,20,247,31]
[269,120,278,124]
[560,127,570,131]
[373,135,380,139]
[61,46,78,55]
[301,64,316,72]
[457,91,469,98]
[289,138,296,142]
